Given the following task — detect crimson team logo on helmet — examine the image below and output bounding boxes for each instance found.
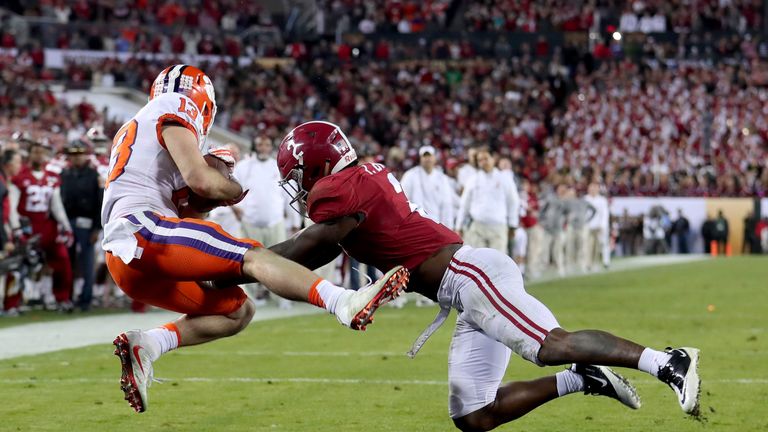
[277,121,358,215]
[150,64,217,137]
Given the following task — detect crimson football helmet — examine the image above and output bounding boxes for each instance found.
[149,64,217,137]
[277,121,358,215]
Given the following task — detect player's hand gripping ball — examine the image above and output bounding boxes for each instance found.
[186,154,231,212]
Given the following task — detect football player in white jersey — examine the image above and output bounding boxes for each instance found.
[102,65,409,413]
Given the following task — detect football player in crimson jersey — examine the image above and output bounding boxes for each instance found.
[272,121,702,430]
[12,139,75,311]
[101,65,408,413]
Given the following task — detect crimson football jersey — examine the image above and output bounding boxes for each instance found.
[307,162,462,271]
[13,166,61,223]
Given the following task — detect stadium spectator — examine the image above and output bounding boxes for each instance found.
[644,206,669,255]
[539,184,569,276]
[233,133,299,307]
[497,155,523,263]
[234,134,298,245]
[712,209,730,254]
[456,148,478,195]
[12,140,74,312]
[400,144,457,227]
[519,179,542,278]
[60,140,102,312]
[742,211,760,254]
[0,148,23,316]
[756,217,768,253]
[584,182,610,269]
[456,147,519,254]
[563,188,595,273]
[0,149,21,259]
[701,214,715,254]
[672,209,691,254]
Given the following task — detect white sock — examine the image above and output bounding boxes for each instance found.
[638,348,672,377]
[518,263,526,275]
[555,369,585,396]
[314,279,346,315]
[144,327,179,361]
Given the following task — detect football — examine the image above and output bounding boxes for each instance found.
[203,153,231,176]
[186,154,230,213]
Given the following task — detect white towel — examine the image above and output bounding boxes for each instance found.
[101,217,143,264]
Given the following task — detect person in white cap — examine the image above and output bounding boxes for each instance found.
[400,145,457,228]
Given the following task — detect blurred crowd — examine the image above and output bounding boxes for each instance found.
[4,51,767,197]
[548,61,768,197]
[465,0,764,33]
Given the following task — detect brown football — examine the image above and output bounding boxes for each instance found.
[186,155,230,212]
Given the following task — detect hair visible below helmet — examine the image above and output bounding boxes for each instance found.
[150,64,217,136]
[277,121,358,215]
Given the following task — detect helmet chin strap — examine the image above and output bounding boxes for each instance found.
[323,160,331,177]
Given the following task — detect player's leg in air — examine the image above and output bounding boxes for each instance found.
[104,65,408,413]
[109,212,408,413]
[446,247,699,432]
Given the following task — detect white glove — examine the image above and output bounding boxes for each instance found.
[206,147,236,176]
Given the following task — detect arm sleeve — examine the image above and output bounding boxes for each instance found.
[601,198,610,232]
[455,178,473,230]
[94,173,104,230]
[440,175,456,228]
[154,94,204,147]
[399,170,415,201]
[50,187,72,231]
[506,176,520,228]
[307,180,358,224]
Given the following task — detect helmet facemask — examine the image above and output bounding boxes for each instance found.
[279,165,309,217]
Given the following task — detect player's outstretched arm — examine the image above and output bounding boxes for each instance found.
[163,125,242,201]
[269,214,360,269]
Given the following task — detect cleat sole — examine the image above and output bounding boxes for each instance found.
[113,334,145,413]
[350,267,409,331]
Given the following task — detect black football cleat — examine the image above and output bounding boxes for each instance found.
[658,347,701,416]
[571,364,641,409]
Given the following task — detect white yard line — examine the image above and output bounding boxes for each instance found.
[0,376,765,386]
[0,255,710,360]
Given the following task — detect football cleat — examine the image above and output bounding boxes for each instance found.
[571,364,642,409]
[658,347,701,416]
[337,266,409,330]
[113,331,156,413]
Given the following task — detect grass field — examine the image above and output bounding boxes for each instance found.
[0,257,766,431]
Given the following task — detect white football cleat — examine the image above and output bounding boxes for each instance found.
[571,364,642,409]
[658,347,701,416]
[336,266,409,330]
[113,330,157,413]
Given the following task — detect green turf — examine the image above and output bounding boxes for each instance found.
[0,257,766,431]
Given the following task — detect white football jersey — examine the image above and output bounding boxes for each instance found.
[101,92,207,225]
